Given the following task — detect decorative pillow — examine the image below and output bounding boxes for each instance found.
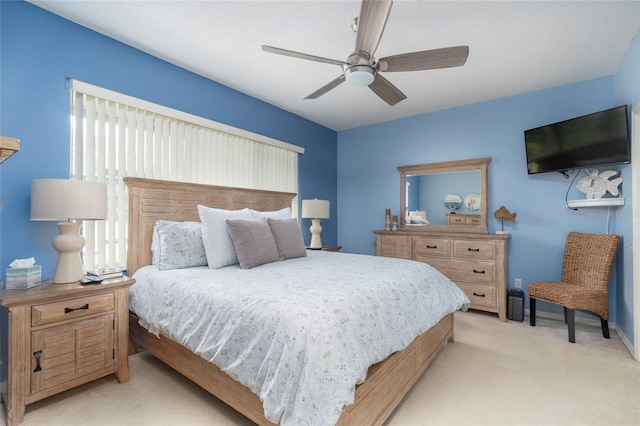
[155,220,207,270]
[151,225,159,265]
[267,218,307,260]
[198,205,253,269]
[251,207,291,220]
[225,218,280,269]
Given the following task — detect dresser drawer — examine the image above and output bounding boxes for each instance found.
[447,215,467,225]
[445,259,496,284]
[457,283,497,308]
[414,256,451,275]
[466,216,482,225]
[453,240,496,260]
[31,293,115,327]
[414,237,451,257]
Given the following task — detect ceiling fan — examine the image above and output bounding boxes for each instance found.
[262,0,469,106]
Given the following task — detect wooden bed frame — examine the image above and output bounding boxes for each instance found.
[124,177,455,426]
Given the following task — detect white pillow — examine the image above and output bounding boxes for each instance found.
[155,220,207,270]
[198,205,253,269]
[251,207,291,220]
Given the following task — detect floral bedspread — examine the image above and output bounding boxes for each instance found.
[130,250,469,425]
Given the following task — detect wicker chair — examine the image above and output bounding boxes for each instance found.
[529,232,620,343]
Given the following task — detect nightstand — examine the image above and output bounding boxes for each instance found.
[0,276,135,426]
[307,246,342,252]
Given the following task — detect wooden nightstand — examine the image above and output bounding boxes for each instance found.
[0,276,135,426]
[307,246,342,252]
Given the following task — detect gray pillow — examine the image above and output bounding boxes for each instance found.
[225,218,280,269]
[267,218,307,260]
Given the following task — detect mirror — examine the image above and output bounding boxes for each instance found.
[398,157,490,233]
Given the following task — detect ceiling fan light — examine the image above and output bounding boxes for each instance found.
[345,68,374,86]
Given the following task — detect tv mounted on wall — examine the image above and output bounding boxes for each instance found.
[524,105,630,175]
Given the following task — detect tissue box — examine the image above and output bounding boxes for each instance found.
[5,266,42,289]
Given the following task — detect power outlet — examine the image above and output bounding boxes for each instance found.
[514,278,522,289]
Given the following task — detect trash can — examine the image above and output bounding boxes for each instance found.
[508,289,524,322]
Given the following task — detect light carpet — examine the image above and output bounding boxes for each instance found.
[2,310,638,426]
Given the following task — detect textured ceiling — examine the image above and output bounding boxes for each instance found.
[29,0,640,131]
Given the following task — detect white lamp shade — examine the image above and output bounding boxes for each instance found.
[301,199,330,219]
[31,179,107,221]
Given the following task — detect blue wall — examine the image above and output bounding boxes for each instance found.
[612,32,640,344]
[1,2,638,347]
[338,31,639,344]
[0,1,337,282]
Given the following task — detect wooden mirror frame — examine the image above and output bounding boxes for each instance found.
[398,157,491,233]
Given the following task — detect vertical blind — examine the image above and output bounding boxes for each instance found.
[70,80,303,272]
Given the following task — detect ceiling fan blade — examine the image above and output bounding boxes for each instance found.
[355,0,392,56]
[368,74,406,106]
[262,45,345,67]
[304,75,346,100]
[378,46,469,72]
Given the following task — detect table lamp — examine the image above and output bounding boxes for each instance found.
[31,179,107,284]
[301,199,330,249]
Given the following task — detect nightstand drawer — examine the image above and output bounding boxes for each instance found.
[31,293,115,327]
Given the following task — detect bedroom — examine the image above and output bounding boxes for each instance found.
[1,0,639,425]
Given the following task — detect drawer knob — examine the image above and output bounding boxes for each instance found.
[473,292,486,297]
[33,351,42,372]
[64,303,89,314]
[426,245,437,249]
[468,248,480,252]
[472,269,486,274]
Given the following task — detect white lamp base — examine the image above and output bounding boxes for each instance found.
[52,222,86,284]
[309,218,323,249]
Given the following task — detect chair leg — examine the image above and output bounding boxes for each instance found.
[563,307,568,324]
[529,297,536,326]
[601,318,610,339]
[566,308,575,343]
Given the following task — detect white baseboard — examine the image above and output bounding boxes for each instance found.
[615,327,635,358]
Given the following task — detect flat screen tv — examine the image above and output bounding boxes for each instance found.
[524,105,630,175]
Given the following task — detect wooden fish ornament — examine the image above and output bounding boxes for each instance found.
[494,205,516,222]
[576,170,623,199]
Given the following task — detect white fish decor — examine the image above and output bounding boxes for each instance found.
[576,170,623,199]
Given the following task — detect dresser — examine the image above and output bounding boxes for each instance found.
[374,230,509,321]
[0,276,135,426]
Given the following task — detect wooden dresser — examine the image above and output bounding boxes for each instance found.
[0,276,135,426]
[374,230,509,321]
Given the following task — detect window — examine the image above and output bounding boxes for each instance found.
[70,80,303,272]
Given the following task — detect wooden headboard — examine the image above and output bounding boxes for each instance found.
[124,177,296,276]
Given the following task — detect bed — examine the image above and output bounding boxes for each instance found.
[124,177,469,425]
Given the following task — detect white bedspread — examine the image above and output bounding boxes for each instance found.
[130,250,469,425]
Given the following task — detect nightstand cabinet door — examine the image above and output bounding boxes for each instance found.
[30,313,115,394]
